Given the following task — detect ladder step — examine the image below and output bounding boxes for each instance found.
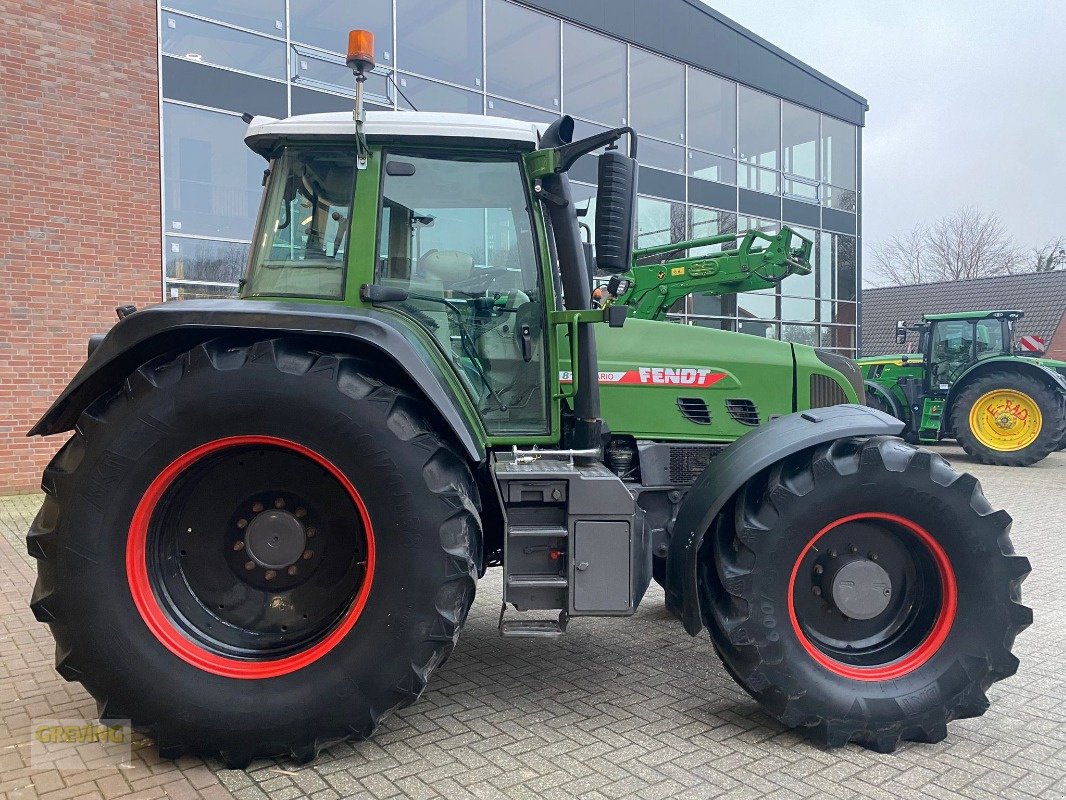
[499,620,565,638]
[507,574,567,589]
[508,525,568,538]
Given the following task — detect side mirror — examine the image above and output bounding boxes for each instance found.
[594,149,637,274]
[894,321,908,346]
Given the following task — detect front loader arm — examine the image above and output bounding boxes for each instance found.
[601,226,812,321]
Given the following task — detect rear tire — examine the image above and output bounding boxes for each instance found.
[27,338,482,766]
[951,370,1064,466]
[701,436,1030,752]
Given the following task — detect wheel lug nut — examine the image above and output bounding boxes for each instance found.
[274,497,285,509]
[233,541,245,551]
[305,527,316,538]
[244,561,255,571]
[813,564,824,575]
[302,550,313,560]
[295,508,307,518]
[264,570,277,581]
[848,544,859,554]
[252,502,264,513]
[287,566,298,576]
[811,586,822,596]
[869,552,879,561]
[828,549,838,559]
[237,519,248,530]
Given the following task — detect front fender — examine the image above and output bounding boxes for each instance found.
[29,300,486,463]
[665,404,905,635]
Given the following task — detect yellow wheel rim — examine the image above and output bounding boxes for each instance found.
[968,389,1043,452]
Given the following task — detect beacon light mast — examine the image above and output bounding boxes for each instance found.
[347,29,375,170]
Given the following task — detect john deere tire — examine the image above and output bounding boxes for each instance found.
[701,436,1030,752]
[951,370,1064,466]
[27,338,482,767]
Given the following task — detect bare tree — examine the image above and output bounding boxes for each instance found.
[869,207,1022,286]
[1028,236,1066,273]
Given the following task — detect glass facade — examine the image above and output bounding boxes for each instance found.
[156,0,862,353]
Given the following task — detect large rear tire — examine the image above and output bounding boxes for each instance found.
[701,436,1030,752]
[27,338,482,766]
[951,370,1065,466]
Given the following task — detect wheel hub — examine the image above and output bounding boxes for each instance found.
[244,510,307,569]
[825,558,892,620]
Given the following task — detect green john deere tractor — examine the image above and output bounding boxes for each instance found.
[25,34,1030,766]
[859,311,1066,466]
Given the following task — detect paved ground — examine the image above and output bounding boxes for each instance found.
[1,445,1064,800]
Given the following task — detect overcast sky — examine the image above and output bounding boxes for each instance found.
[707,1,1066,282]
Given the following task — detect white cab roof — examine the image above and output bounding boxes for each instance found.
[245,111,542,154]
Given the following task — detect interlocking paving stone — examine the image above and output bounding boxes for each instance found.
[1,447,1064,799]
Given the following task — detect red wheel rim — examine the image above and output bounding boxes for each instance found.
[787,512,957,681]
[127,435,375,679]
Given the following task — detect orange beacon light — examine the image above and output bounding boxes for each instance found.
[346,30,375,73]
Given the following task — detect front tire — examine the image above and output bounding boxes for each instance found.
[951,371,1065,466]
[27,338,482,766]
[702,436,1030,752]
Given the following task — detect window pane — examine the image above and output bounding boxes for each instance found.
[165,237,248,284]
[164,0,285,36]
[781,323,818,346]
[781,225,816,299]
[162,104,264,239]
[376,153,548,434]
[824,184,858,212]
[290,0,392,63]
[836,234,857,301]
[639,137,685,174]
[563,24,627,125]
[629,48,684,142]
[782,101,818,180]
[739,164,779,193]
[292,48,390,103]
[396,0,482,88]
[738,86,779,169]
[688,150,736,184]
[736,215,777,319]
[688,69,736,156]
[246,148,357,300]
[636,196,686,252]
[487,96,559,124]
[397,74,483,113]
[738,318,778,339]
[821,115,856,190]
[486,0,560,110]
[166,281,239,301]
[161,13,286,80]
[689,206,737,255]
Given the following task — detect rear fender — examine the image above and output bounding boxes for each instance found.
[29,300,486,463]
[665,404,904,635]
[948,358,1066,417]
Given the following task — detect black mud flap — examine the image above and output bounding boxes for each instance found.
[29,300,485,463]
[665,404,904,635]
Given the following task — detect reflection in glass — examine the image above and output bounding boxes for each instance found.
[563,24,627,125]
[162,13,286,79]
[487,97,558,124]
[781,323,818,346]
[738,86,780,170]
[165,237,249,284]
[486,0,560,110]
[396,0,482,88]
[165,0,285,36]
[689,206,738,255]
[162,103,264,240]
[639,137,685,174]
[821,115,857,190]
[781,225,816,299]
[688,68,736,156]
[290,0,392,62]
[292,48,389,103]
[688,150,736,184]
[397,74,483,113]
[782,101,819,180]
[629,48,684,142]
[636,196,686,254]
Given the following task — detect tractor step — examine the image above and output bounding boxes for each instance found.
[498,607,568,638]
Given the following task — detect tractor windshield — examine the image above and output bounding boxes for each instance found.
[244,146,358,300]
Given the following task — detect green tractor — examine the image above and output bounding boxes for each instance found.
[859,311,1066,466]
[25,34,1030,766]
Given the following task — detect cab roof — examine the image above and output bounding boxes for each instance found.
[923,310,1024,322]
[245,111,543,156]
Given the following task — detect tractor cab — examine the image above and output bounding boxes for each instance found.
[921,310,1021,389]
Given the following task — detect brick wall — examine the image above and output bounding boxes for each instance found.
[0,0,160,493]
[1046,310,1066,361]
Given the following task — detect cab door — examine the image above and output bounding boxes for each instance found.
[373,149,553,438]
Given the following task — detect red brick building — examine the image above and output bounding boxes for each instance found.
[0,0,160,492]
